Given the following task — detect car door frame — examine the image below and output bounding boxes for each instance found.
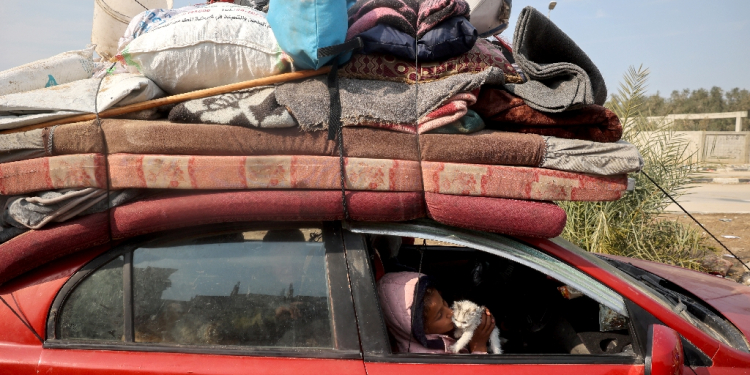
[41,221,364,372]
[340,221,646,371]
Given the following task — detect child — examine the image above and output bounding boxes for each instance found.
[378,271,496,354]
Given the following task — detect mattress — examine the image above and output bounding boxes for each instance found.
[425,193,567,238]
[108,154,423,192]
[422,161,628,201]
[0,154,106,195]
[110,190,426,239]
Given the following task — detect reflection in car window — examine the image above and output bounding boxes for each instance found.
[133,229,333,348]
[59,256,124,341]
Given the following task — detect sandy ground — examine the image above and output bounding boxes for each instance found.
[662,213,750,257]
[660,213,750,279]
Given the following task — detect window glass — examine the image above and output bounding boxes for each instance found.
[133,229,333,348]
[59,256,124,341]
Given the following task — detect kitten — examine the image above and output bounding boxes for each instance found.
[450,300,502,354]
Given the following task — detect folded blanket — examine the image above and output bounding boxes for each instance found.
[419,130,643,176]
[0,154,106,195]
[108,154,423,192]
[341,39,521,84]
[355,17,477,62]
[0,122,104,163]
[472,88,623,142]
[276,68,505,133]
[101,119,419,160]
[168,86,297,128]
[506,7,607,112]
[421,161,628,201]
[426,109,485,134]
[0,74,165,130]
[347,0,470,40]
[419,91,477,133]
[5,188,142,230]
[425,193,567,238]
[541,138,643,176]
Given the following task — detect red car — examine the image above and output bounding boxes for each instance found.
[1,216,749,374]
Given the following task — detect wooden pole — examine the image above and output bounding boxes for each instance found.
[0,67,331,135]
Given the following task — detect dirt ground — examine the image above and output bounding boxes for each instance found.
[660,213,750,280]
[661,213,750,257]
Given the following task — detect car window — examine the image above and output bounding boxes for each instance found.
[349,222,636,357]
[133,229,332,348]
[59,255,125,341]
[57,228,334,349]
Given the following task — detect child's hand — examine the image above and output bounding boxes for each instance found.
[468,308,496,353]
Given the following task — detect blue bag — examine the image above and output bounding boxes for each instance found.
[267,0,357,70]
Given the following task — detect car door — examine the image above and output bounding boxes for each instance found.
[341,222,645,375]
[40,222,365,375]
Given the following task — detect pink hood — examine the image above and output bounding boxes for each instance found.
[377,271,456,353]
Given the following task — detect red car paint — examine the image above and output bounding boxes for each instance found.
[527,238,750,373]
[1,229,749,374]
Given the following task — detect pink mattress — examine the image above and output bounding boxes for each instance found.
[422,161,628,201]
[0,154,106,195]
[110,190,426,239]
[425,193,567,238]
[108,154,423,192]
[0,212,110,286]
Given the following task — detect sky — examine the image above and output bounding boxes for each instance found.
[1,0,748,97]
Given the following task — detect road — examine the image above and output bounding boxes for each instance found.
[666,183,750,214]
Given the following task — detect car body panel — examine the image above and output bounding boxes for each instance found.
[364,362,645,375]
[602,254,750,342]
[38,350,365,375]
[523,237,724,360]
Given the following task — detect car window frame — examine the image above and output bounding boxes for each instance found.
[45,221,362,360]
[341,221,643,365]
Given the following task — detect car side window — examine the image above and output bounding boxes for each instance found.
[56,228,334,349]
[59,255,125,341]
[368,235,635,356]
[133,230,332,348]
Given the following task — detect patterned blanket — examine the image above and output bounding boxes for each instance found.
[168,86,297,128]
[340,39,522,84]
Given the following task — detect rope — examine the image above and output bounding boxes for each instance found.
[95,63,118,243]
[642,171,750,272]
[0,296,43,344]
[326,61,350,221]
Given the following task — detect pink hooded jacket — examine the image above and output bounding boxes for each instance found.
[377,271,457,354]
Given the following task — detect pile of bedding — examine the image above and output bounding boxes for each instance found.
[0,1,643,268]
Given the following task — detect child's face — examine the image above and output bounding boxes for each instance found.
[423,290,455,335]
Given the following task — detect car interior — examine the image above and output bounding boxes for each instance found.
[366,235,636,356]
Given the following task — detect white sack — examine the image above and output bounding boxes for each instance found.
[118,6,203,53]
[117,3,291,95]
[0,47,96,97]
[0,74,165,130]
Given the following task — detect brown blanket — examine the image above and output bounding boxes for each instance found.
[472,88,623,143]
[101,120,419,161]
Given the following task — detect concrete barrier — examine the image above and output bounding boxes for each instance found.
[639,131,749,164]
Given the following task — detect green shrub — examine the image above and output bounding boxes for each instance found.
[559,66,715,270]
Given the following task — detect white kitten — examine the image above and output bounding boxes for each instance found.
[450,300,502,354]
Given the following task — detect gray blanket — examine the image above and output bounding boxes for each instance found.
[4,188,142,231]
[506,6,607,113]
[541,137,643,176]
[0,128,46,163]
[275,68,505,131]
